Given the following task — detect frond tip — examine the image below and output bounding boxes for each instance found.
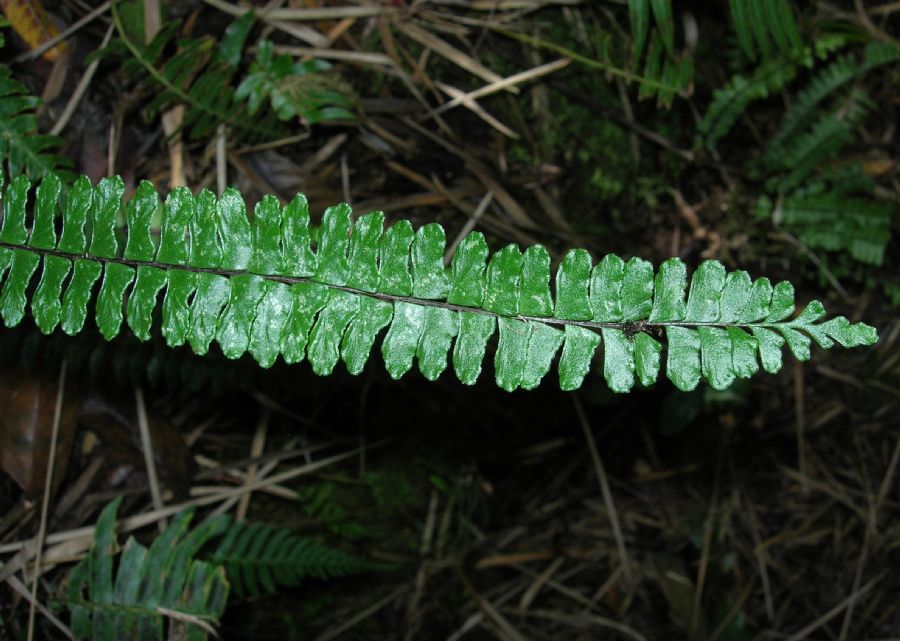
[210,522,390,598]
[0,170,878,393]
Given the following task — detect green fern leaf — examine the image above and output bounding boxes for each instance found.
[763,0,802,55]
[0,67,72,180]
[235,40,356,124]
[0,169,878,394]
[216,10,257,67]
[766,90,871,193]
[765,43,900,163]
[110,6,286,142]
[761,186,894,266]
[210,522,389,598]
[627,0,692,107]
[63,499,230,641]
[698,59,796,149]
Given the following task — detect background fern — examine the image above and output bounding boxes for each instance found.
[697,57,797,149]
[0,66,71,180]
[728,0,803,61]
[628,0,693,107]
[763,42,899,162]
[61,500,385,637]
[698,33,899,271]
[234,39,356,125]
[107,8,295,143]
[0,321,260,396]
[63,499,230,641]
[210,522,389,598]
[757,166,895,266]
[105,6,355,143]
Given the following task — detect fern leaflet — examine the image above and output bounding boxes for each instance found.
[628,0,693,107]
[234,39,356,124]
[759,174,895,266]
[728,0,802,61]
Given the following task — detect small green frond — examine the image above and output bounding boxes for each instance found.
[63,500,230,641]
[765,42,900,162]
[761,179,895,266]
[0,67,72,180]
[626,0,692,107]
[884,281,900,308]
[765,90,871,193]
[110,5,286,142]
[235,40,356,124]
[0,168,877,394]
[649,0,675,58]
[210,522,390,598]
[698,59,796,149]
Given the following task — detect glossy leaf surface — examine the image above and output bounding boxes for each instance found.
[0,172,879,393]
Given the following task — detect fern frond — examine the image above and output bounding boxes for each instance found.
[698,59,796,149]
[765,42,900,163]
[649,0,675,57]
[63,499,230,641]
[110,6,286,142]
[766,90,871,193]
[636,31,693,107]
[763,187,894,266]
[210,522,389,598]
[0,167,878,394]
[0,66,71,180]
[629,0,651,60]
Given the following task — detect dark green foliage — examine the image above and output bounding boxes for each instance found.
[755,42,899,266]
[0,67,71,180]
[0,166,877,394]
[627,0,693,106]
[757,170,895,266]
[760,42,899,190]
[108,6,285,142]
[764,89,871,194]
[728,0,802,61]
[210,522,389,598]
[63,499,230,641]
[235,39,356,124]
[0,320,262,396]
[107,6,354,141]
[763,43,899,163]
[297,469,423,547]
[699,35,898,268]
[698,59,796,150]
[297,481,369,541]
